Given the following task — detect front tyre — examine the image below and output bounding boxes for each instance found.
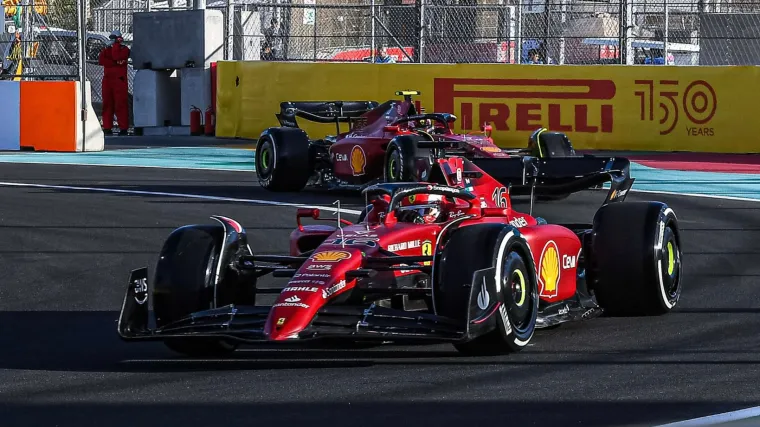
[153,225,239,357]
[437,224,539,356]
[590,201,683,316]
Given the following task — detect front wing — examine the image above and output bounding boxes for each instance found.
[117,267,504,345]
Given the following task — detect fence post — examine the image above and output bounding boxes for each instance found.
[371,0,376,62]
[418,0,425,63]
[77,0,87,151]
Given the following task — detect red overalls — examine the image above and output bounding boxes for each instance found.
[99,41,130,131]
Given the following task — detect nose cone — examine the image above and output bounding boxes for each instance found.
[264,248,361,340]
[266,291,319,340]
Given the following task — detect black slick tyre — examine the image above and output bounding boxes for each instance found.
[590,201,682,316]
[384,135,432,183]
[256,128,312,192]
[153,225,238,357]
[436,224,539,356]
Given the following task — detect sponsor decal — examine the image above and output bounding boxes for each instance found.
[274,295,310,309]
[509,217,528,228]
[538,240,560,298]
[476,278,489,310]
[331,238,377,247]
[499,303,512,335]
[307,264,332,271]
[283,286,319,292]
[562,254,577,270]
[335,152,348,162]
[294,273,331,278]
[449,210,466,219]
[425,184,460,194]
[481,146,501,153]
[133,276,148,305]
[434,78,615,133]
[312,251,352,262]
[287,279,326,285]
[277,317,286,326]
[421,240,432,266]
[456,167,463,184]
[322,280,347,299]
[387,239,421,252]
[634,79,717,136]
[350,145,366,176]
[610,188,628,200]
[408,195,416,204]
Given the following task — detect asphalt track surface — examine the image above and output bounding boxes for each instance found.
[1,163,760,427]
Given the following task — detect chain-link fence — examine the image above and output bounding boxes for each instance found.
[2,0,83,80]
[86,0,760,67]
[8,0,759,128]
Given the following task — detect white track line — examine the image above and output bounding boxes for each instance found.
[0,181,363,215]
[0,159,253,173]
[654,406,760,426]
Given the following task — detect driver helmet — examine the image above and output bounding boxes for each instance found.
[397,193,444,224]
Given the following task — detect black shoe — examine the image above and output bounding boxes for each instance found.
[103,129,113,135]
[118,129,129,136]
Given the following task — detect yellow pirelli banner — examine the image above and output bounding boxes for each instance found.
[216,61,759,153]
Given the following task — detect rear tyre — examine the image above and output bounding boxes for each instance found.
[256,128,312,192]
[384,135,432,183]
[153,225,239,357]
[590,201,682,316]
[436,224,539,356]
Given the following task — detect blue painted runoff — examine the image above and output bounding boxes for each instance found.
[0,146,758,201]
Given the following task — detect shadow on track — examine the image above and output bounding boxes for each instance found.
[3,310,760,374]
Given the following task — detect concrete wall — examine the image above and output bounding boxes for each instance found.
[131,9,225,70]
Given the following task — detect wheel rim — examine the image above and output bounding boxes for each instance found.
[660,227,681,300]
[503,257,535,333]
[258,140,273,178]
[387,150,401,181]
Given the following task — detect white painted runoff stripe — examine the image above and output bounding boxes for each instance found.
[627,188,760,204]
[0,181,364,215]
[654,406,760,426]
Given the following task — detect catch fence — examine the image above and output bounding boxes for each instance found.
[3,0,760,127]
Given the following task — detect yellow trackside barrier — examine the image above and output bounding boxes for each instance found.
[215,61,760,153]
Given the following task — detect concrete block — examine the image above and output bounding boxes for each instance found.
[179,67,212,127]
[133,69,181,127]
[0,81,20,150]
[132,9,224,70]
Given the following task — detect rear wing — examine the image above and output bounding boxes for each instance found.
[469,155,634,205]
[276,101,379,129]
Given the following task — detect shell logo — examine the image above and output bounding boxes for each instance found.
[538,240,560,298]
[350,145,366,176]
[481,146,501,153]
[312,250,352,262]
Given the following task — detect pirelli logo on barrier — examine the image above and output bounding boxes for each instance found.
[433,78,616,134]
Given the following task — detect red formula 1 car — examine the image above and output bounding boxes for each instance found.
[118,153,683,357]
[255,91,580,193]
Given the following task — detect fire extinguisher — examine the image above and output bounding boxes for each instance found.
[190,105,203,136]
[204,105,215,136]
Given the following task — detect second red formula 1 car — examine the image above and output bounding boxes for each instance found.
[118,153,683,357]
[255,91,581,193]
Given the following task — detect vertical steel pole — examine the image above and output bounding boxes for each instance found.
[664,0,669,63]
[418,0,425,63]
[370,0,375,62]
[77,0,87,151]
